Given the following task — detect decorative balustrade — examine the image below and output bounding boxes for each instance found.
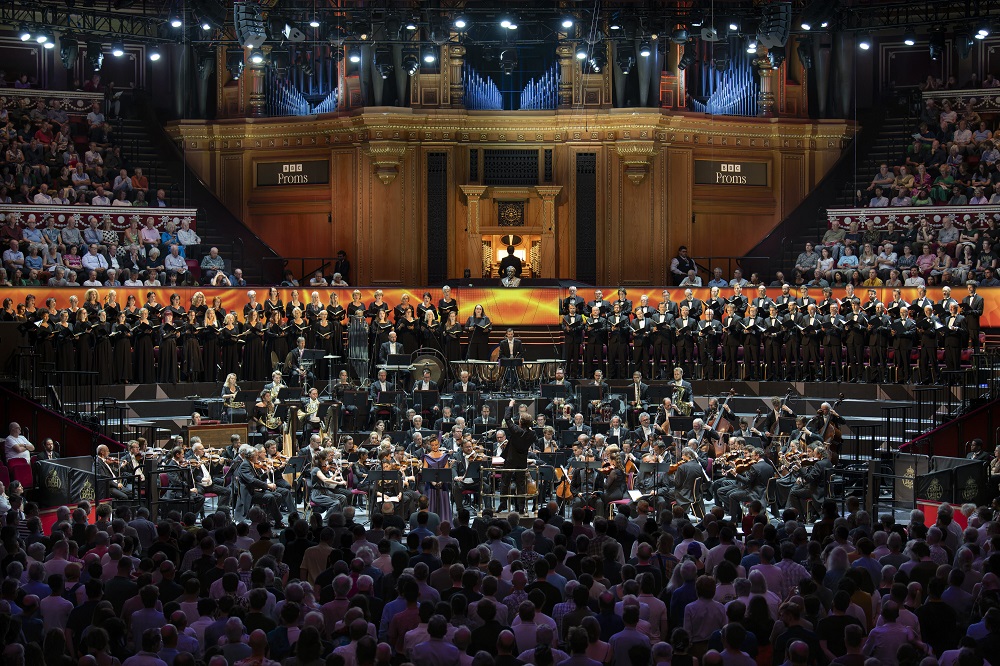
[0,205,197,232]
[825,205,999,229]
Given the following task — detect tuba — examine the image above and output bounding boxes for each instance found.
[673,383,693,416]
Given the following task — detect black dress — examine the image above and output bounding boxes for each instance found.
[219,326,241,379]
[438,298,459,321]
[112,322,133,384]
[132,322,156,383]
[123,306,140,324]
[264,299,284,320]
[200,326,220,383]
[265,323,289,370]
[396,315,418,353]
[34,323,56,367]
[313,321,335,378]
[327,305,346,359]
[104,303,121,322]
[285,300,305,321]
[93,322,114,385]
[243,302,264,323]
[75,322,95,376]
[465,316,492,360]
[55,324,76,373]
[181,323,203,382]
[158,323,180,383]
[421,320,443,353]
[241,323,266,381]
[443,323,462,361]
[288,319,310,350]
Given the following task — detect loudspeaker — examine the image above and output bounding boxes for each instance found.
[757,1,792,48]
[235,1,267,49]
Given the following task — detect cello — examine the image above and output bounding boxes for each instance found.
[710,389,738,434]
[820,393,846,463]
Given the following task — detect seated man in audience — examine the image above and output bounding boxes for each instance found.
[866,163,894,192]
[793,243,819,277]
[163,244,188,281]
[201,246,226,283]
[177,219,201,247]
[229,268,247,287]
[82,270,102,287]
[82,244,110,279]
[154,188,169,207]
[131,168,149,195]
[83,217,103,247]
[3,240,25,274]
[706,268,728,288]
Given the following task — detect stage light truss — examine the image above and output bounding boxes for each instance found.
[0,5,166,42]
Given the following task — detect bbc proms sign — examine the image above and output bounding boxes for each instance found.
[256,160,330,186]
[694,160,768,186]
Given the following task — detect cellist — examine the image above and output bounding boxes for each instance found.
[807,400,845,463]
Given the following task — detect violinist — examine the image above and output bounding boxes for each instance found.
[570,447,601,515]
[164,446,206,513]
[684,419,720,459]
[671,445,708,512]
[121,439,145,487]
[632,411,660,448]
[635,450,670,513]
[786,447,835,520]
[95,444,129,501]
[601,448,627,510]
[716,446,775,522]
[189,439,232,511]
[310,452,344,519]
[265,439,293,507]
[237,445,286,527]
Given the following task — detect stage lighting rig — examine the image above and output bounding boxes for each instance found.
[616,47,634,75]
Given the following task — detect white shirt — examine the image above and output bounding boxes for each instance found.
[40,593,74,635]
[4,435,31,461]
[178,228,201,245]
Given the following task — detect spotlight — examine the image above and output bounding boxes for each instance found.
[60,35,79,69]
[500,15,512,29]
[589,48,607,72]
[348,45,361,63]
[505,17,518,30]
[746,39,758,54]
[500,48,518,75]
[976,24,989,39]
[929,30,945,59]
[639,39,651,57]
[405,18,417,31]
[374,46,393,79]
[575,44,588,60]
[148,45,161,61]
[201,21,211,31]
[609,20,621,31]
[36,32,49,44]
[170,15,182,28]
[796,37,813,69]
[249,48,264,65]
[800,21,811,31]
[454,17,468,30]
[729,21,739,32]
[226,49,244,79]
[422,46,436,64]
[616,48,634,75]
[402,51,419,75]
[858,35,871,51]
[903,31,916,46]
[86,41,104,71]
[956,31,974,59]
[112,40,125,57]
[19,25,31,41]
[678,42,696,70]
[768,45,786,68]
[670,28,689,44]
[43,40,55,50]
[561,17,574,29]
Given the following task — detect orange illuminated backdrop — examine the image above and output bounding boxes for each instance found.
[2,287,999,327]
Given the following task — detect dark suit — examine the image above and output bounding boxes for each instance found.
[96,458,129,500]
[672,460,705,507]
[962,294,983,351]
[718,459,775,520]
[165,460,205,513]
[190,456,232,509]
[379,340,404,364]
[452,380,478,393]
[411,379,439,392]
[236,459,284,523]
[497,337,523,359]
[942,313,967,374]
[500,405,535,511]
[787,458,833,517]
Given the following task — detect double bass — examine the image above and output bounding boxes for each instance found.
[819,393,845,462]
[710,389,737,434]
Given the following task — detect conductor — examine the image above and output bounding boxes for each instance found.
[499,398,535,512]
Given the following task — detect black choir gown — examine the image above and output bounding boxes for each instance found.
[104,303,121,323]
[396,317,418,353]
[158,324,180,383]
[181,323,204,382]
[200,326,220,384]
[313,322,336,379]
[75,322,95,375]
[34,324,56,367]
[443,324,462,361]
[327,305,346,359]
[132,322,156,383]
[288,320,310,350]
[112,323,133,384]
[264,299,284,321]
[241,323,266,381]
[93,323,114,385]
[421,320,443,354]
[265,323,290,370]
[465,316,492,360]
[219,326,241,379]
[55,324,76,374]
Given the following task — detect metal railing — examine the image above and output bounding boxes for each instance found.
[261,256,341,285]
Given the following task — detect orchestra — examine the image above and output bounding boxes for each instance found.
[12,283,986,527]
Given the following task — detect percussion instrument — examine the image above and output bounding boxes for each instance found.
[536,359,563,382]
[516,360,543,384]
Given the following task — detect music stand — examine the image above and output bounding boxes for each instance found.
[420,468,452,486]
[671,416,694,433]
[452,390,480,418]
[413,390,440,417]
[300,349,326,392]
[499,357,524,391]
[578,385,604,404]
[474,423,496,436]
[319,355,341,398]
[576,459,604,502]
[639,460,673,499]
[536,450,571,469]
[277,387,303,402]
[367,468,402,505]
[561,430,585,448]
[540,383,568,399]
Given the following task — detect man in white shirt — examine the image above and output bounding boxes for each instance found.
[4,422,34,461]
[33,183,53,204]
[91,185,111,206]
[163,244,188,279]
[177,219,201,246]
[82,244,110,277]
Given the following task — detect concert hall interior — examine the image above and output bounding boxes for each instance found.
[1,1,1000,665]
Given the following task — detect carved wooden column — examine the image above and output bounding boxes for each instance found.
[245,58,266,118]
[448,44,466,108]
[534,186,562,278]
[556,43,575,108]
[460,185,489,277]
[755,46,777,118]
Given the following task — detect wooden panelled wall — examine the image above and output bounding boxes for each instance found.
[170,113,854,285]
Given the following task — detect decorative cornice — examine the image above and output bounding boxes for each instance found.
[363,142,408,185]
[615,141,657,185]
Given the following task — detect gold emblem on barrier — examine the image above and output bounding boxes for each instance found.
[902,466,915,490]
[45,469,62,490]
[80,480,96,501]
[963,477,979,502]
[925,478,944,502]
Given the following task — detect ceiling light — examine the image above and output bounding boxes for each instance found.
[820,21,829,28]
[249,48,264,65]
[616,49,634,75]
[19,25,31,41]
[348,45,361,63]
[575,45,588,60]
[858,36,870,50]
[148,45,161,61]
[200,21,211,31]
[402,52,419,75]
[729,22,739,32]
[43,40,55,50]
[561,18,574,29]
[500,16,512,29]
[978,25,990,38]
[678,43,696,70]
[169,15,182,28]
[903,31,916,46]
[800,21,811,31]
[639,39,651,57]
[36,33,48,44]
[589,50,606,72]
[454,17,467,30]
[609,21,621,31]
[405,19,417,31]
[309,17,320,28]
[747,39,758,54]
[112,41,125,57]
[929,30,946,60]
[422,46,436,63]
